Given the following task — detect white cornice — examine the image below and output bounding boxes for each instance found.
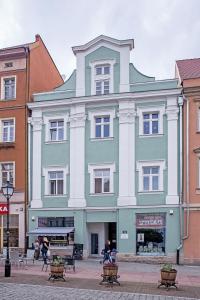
[72,35,134,54]
[28,89,181,111]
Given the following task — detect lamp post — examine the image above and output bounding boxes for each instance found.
[2,181,14,277]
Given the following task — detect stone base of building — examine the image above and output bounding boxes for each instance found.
[183,257,200,265]
[116,253,177,264]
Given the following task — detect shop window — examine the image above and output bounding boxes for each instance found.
[3,214,19,247]
[38,217,74,228]
[136,214,166,256]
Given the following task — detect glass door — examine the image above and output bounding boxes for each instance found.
[91,233,98,255]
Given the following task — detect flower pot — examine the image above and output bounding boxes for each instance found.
[103,264,118,276]
[50,264,64,277]
[161,269,177,282]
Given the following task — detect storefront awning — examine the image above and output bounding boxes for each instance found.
[27,227,75,236]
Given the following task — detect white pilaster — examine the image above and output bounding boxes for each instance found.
[166,97,179,205]
[76,53,85,97]
[118,100,136,206]
[69,104,86,207]
[31,110,43,208]
[119,47,130,93]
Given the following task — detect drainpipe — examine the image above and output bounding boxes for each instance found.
[177,94,190,264]
[177,96,183,264]
[183,94,190,240]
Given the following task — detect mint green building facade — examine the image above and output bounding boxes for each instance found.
[28,35,181,261]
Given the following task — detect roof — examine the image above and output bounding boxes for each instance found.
[176,58,200,80]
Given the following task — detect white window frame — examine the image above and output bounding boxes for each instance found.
[42,166,69,196]
[0,118,15,142]
[88,163,116,194]
[136,160,165,193]
[0,161,15,187]
[89,59,116,95]
[88,109,115,140]
[137,106,165,136]
[43,114,69,143]
[1,75,17,100]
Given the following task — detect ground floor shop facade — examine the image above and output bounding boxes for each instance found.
[0,193,25,252]
[28,206,180,262]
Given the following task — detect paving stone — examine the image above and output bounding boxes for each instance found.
[0,283,198,300]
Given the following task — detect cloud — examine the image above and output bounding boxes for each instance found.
[0,0,23,47]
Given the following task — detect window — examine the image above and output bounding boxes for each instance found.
[38,217,74,227]
[2,77,16,100]
[2,119,14,142]
[137,106,165,136]
[43,166,68,196]
[90,60,115,95]
[94,169,110,193]
[95,116,110,138]
[96,65,110,75]
[143,166,159,191]
[43,114,68,143]
[95,80,109,95]
[4,62,13,68]
[136,160,165,193]
[1,163,14,186]
[88,163,115,194]
[88,109,115,140]
[48,171,64,195]
[143,113,159,135]
[49,120,64,141]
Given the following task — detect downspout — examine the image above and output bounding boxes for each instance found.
[177,96,183,264]
[182,94,190,240]
[24,46,30,252]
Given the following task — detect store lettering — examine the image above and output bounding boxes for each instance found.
[0,203,8,215]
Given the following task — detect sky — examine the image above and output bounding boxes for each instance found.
[0,0,199,81]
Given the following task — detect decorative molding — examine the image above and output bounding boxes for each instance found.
[31,116,43,132]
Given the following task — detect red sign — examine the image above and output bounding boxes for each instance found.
[0,203,8,215]
[136,214,165,228]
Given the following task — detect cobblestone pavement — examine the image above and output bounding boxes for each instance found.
[0,283,198,300]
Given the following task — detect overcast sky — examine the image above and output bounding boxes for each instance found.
[0,0,199,80]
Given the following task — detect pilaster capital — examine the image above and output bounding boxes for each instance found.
[166,106,179,121]
[118,109,136,124]
[31,117,43,131]
[69,113,86,128]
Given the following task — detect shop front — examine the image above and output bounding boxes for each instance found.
[136,213,166,256]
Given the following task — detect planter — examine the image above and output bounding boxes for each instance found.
[161,269,177,282]
[48,263,65,281]
[103,264,118,276]
[100,264,120,285]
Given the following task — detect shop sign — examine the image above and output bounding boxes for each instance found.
[0,203,8,215]
[136,214,165,228]
[137,233,144,242]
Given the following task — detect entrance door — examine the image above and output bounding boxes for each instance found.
[91,233,98,254]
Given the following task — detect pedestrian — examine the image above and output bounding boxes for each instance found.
[103,240,112,264]
[41,237,49,264]
[34,239,40,260]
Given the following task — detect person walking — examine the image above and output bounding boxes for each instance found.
[41,237,49,264]
[102,240,112,264]
[34,239,40,260]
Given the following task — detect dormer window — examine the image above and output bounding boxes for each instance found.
[96,65,110,75]
[90,60,115,96]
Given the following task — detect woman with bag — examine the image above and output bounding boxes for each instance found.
[41,237,49,264]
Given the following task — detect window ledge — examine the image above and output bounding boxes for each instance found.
[90,137,114,142]
[45,140,67,144]
[138,134,163,138]
[138,191,164,195]
[89,193,114,196]
[44,194,67,198]
[0,142,15,148]
[1,98,16,101]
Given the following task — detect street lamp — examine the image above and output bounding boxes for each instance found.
[2,181,14,277]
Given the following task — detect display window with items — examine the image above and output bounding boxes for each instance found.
[136,213,166,256]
